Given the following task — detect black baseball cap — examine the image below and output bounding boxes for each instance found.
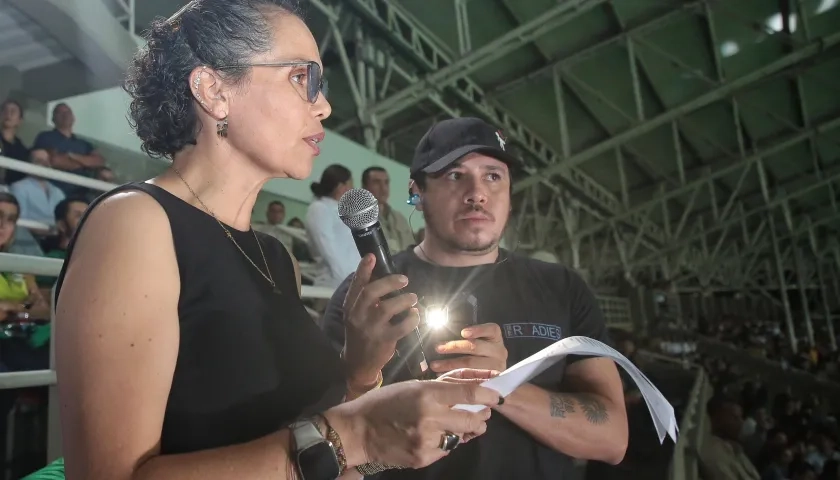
[410,117,521,178]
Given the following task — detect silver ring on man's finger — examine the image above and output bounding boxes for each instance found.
[439,432,461,451]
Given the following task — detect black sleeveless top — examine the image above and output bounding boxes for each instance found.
[54,182,346,454]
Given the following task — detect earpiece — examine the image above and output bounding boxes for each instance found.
[407,179,421,206]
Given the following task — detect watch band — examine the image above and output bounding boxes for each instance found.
[290,419,324,450]
[290,418,341,480]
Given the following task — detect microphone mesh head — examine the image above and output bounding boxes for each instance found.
[338,188,380,230]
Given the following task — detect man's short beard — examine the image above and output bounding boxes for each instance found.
[424,208,505,254]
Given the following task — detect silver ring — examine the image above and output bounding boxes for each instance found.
[439,432,461,451]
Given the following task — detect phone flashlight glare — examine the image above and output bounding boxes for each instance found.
[424,305,449,330]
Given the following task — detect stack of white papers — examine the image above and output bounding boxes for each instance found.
[452,336,679,444]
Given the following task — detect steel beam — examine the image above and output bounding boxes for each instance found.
[810,223,837,353]
[767,213,798,353]
[513,30,840,193]
[366,0,607,120]
[635,179,840,267]
[9,0,138,84]
[578,114,840,239]
[492,2,703,96]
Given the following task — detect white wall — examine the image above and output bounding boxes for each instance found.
[47,87,422,228]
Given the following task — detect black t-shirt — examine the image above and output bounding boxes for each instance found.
[321,249,610,480]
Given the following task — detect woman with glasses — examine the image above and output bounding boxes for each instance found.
[52,1,498,479]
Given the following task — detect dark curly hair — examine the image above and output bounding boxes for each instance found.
[124,0,303,159]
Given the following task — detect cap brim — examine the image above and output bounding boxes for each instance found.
[419,144,521,175]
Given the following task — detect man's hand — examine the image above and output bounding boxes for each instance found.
[429,323,508,374]
[342,254,420,388]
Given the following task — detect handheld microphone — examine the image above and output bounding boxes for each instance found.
[338,188,430,379]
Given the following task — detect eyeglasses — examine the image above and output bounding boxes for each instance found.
[216,61,324,104]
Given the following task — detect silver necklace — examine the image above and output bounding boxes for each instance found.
[172,168,280,294]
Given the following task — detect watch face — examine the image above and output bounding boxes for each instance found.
[297,441,340,480]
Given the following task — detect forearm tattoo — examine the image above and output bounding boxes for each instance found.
[549,394,575,418]
[548,393,609,425]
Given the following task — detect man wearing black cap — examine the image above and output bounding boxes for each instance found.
[321,117,628,479]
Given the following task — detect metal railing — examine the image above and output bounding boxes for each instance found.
[668,366,710,480]
[636,350,710,480]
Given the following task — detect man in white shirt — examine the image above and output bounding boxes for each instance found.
[305,164,359,288]
[361,166,415,252]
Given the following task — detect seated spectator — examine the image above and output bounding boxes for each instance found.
[253,200,294,249]
[36,197,88,288]
[362,166,414,252]
[32,103,105,195]
[789,460,818,480]
[287,216,313,263]
[0,192,51,364]
[305,164,358,288]
[0,99,28,184]
[95,166,115,183]
[761,445,793,480]
[743,406,773,461]
[0,193,52,475]
[700,395,761,479]
[9,149,66,229]
[85,166,117,202]
[806,434,840,475]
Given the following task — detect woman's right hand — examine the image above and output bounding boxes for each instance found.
[326,380,501,469]
[341,254,420,386]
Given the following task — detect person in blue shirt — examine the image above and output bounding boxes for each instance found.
[32,103,106,195]
[9,149,66,228]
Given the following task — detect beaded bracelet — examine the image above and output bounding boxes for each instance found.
[316,414,347,475]
[356,462,406,475]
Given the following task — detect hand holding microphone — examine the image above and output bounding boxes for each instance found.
[338,188,430,382]
[342,253,421,387]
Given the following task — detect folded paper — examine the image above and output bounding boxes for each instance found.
[452,336,679,444]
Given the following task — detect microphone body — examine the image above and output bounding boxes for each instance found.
[350,221,429,379]
[338,188,430,379]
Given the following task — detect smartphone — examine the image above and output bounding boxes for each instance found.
[421,292,478,363]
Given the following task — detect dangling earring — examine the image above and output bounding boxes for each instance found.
[217,117,228,138]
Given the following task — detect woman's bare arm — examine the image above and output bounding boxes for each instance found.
[54,192,322,480]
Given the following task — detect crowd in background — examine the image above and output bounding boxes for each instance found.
[641,311,840,480]
[698,316,840,382]
[702,358,839,480]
